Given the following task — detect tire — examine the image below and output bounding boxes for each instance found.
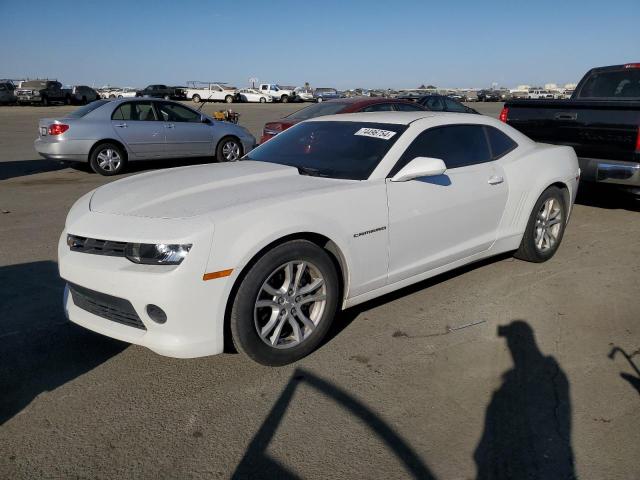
[192,94,201,103]
[225,95,234,104]
[259,97,266,103]
[215,136,243,162]
[42,96,49,106]
[89,142,126,176]
[316,97,323,103]
[515,186,567,263]
[280,95,289,103]
[230,240,339,366]
[81,96,87,105]
[163,95,170,100]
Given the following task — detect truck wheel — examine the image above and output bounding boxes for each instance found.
[192,94,201,103]
[216,136,243,162]
[280,95,289,103]
[89,143,127,176]
[225,95,234,103]
[259,97,266,103]
[42,96,49,106]
[230,240,339,366]
[515,186,567,263]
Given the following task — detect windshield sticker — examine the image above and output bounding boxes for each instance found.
[354,128,397,140]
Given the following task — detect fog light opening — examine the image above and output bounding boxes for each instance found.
[146,304,167,324]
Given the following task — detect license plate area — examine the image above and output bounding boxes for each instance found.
[40,126,48,136]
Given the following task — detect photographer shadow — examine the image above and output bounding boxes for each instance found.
[474,320,575,480]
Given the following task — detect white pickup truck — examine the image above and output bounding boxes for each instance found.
[258,84,295,103]
[185,82,238,103]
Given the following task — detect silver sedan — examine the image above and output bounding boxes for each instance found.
[34,98,256,175]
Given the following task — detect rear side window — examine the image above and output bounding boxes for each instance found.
[112,102,157,121]
[390,124,491,176]
[361,103,394,112]
[394,103,424,111]
[486,126,517,159]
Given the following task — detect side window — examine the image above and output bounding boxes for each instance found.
[156,102,200,123]
[423,96,445,111]
[443,98,467,113]
[389,125,491,176]
[360,103,395,112]
[394,103,424,111]
[112,102,157,121]
[486,126,518,159]
[0,85,6,92]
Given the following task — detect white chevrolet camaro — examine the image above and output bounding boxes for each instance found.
[59,112,579,365]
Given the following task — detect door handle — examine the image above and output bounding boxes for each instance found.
[164,123,175,129]
[554,112,577,121]
[488,175,504,185]
[114,123,127,128]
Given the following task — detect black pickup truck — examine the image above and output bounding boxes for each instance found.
[502,63,640,195]
[16,80,71,105]
[135,84,186,100]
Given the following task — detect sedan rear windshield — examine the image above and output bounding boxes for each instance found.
[245,121,407,180]
[65,100,109,118]
[286,102,348,121]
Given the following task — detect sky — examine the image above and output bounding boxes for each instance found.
[1,0,639,90]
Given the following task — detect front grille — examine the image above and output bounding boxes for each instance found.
[68,283,146,330]
[68,234,127,257]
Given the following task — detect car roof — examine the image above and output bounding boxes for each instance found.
[306,111,489,125]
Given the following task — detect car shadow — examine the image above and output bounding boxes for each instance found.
[232,368,436,479]
[474,320,575,479]
[576,182,640,212]
[0,261,127,424]
[324,252,514,347]
[0,159,69,181]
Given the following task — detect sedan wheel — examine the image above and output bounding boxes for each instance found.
[230,240,339,365]
[515,186,567,262]
[216,137,242,162]
[89,143,126,176]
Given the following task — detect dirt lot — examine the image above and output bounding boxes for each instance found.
[0,102,639,479]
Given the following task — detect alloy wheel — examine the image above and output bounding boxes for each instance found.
[254,261,327,349]
[534,198,562,252]
[96,148,122,172]
[222,140,241,161]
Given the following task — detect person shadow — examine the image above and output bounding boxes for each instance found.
[474,320,576,480]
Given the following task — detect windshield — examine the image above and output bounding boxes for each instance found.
[22,81,47,89]
[245,121,407,180]
[65,100,109,118]
[286,102,348,121]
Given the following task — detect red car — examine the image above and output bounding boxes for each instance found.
[260,97,426,143]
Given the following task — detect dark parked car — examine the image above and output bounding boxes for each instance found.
[69,85,100,105]
[135,84,187,100]
[477,90,502,102]
[260,97,426,143]
[313,87,341,102]
[16,80,70,105]
[0,81,17,104]
[502,62,640,196]
[414,94,479,114]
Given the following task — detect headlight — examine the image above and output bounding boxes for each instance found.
[125,243,192,265]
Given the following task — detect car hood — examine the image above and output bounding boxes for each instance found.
[89,161,347,219]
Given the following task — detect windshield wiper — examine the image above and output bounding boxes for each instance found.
[297,166,329,177]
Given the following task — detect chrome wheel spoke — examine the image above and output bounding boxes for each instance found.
[299,293,326,305]
[268,314,289,346]
[293,261,306,291]
[288,316,302,343]
[294,309,316,333]
[260,310,281,339]
[299,278,323,295]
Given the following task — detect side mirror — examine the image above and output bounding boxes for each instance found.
[391,157,447,182]
[201,116,212,124]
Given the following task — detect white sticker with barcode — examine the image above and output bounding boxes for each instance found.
[354,127,397,140]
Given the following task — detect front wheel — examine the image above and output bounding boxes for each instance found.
[216,137,242,162]
[225,95,234,103]
[515,186,567,262]
[280,95,289,103]
[316,97,323,103]
[230,240,339,366]
[259,97,266,103]
[192,94,201,103]
[89,143,126,176]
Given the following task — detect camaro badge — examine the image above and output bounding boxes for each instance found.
[353,226,387,238]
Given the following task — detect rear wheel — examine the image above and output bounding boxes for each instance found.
[89,143,126,176]
[280,95,289,103]
[216,136,242,162]
[316,97,323,103]
[515,186,567,262]
[259,97,266,103]
[225,95,234,103]
[230,240,339,366]
[42,96,49,106]
[192,94,201,103]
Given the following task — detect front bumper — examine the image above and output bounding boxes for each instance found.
[59,211,229,358]
[578,157,640,187]
[34,137,93,162]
